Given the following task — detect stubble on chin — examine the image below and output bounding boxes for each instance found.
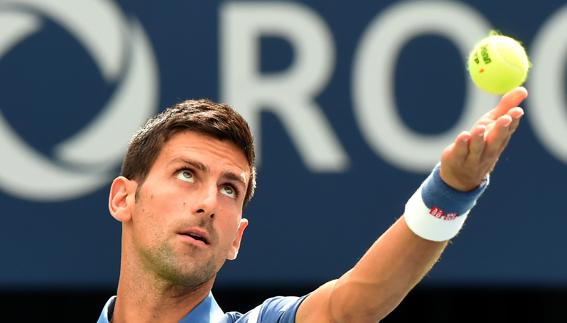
[143,242,219,290]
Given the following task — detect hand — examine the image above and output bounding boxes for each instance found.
[440,87,528,191]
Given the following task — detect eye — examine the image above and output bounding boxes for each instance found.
[221,184,238,198]
[176,169,194,183]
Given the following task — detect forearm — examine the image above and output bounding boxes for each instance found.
[330,217,447,322]
[297,88,525,323]
[327,166,487,322]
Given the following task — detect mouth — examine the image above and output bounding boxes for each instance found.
[179,228,210,245]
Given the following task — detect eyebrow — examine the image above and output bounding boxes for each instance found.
[169,157,248,189]
[170,157,208,172]
[222,172,248,190]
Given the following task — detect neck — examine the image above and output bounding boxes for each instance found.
[111,245,216,323]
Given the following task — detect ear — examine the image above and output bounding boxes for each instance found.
[108,176,138,222]
[227,218,249,261]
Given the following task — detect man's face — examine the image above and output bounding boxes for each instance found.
[128,131,250,287]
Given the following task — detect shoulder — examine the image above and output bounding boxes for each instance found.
[223,295,307,323]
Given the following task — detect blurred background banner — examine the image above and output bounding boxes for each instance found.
[0,0,566,293]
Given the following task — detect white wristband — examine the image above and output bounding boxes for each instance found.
[403,164,488,242]
[404,186,469,242]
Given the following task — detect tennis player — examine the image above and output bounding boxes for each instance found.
[97,87,527,322]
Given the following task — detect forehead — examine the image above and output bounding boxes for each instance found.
[155,131,250,176]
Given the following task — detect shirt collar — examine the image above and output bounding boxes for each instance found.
[180,292,225,322]
[97,296,116,323]
[97,292,224,323]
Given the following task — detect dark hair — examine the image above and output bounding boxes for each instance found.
[121,99,256,206]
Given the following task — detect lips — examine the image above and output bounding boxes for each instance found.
[179,227,210,245]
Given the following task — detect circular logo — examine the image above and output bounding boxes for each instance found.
[0,0,159,201]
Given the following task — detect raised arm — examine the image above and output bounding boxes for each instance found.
[296,87,528,323]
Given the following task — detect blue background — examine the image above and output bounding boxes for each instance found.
[0,0,565,289]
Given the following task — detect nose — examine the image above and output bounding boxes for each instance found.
[193,183,217,219]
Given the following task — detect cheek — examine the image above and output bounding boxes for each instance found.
[133,185,186,235]
[140,181,187,214]
[216,214,242,244]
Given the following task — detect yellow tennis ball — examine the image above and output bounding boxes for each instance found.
[467,33,530,95]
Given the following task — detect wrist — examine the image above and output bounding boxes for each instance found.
[440,167,484,192]
[403,164,489,241]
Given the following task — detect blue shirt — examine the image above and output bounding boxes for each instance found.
[97,293,306,323]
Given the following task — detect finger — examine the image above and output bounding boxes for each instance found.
[476,105,524,138]
[441,131,470,165]
[467,125,486,163]
[494,109,524,155]
[507,110,523,134]
[488,87,528,119]
[496,106,524,136]
[484,115,513,160]
[495,114,513,129]
[454,131,471,161]
[508,107,525,120]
